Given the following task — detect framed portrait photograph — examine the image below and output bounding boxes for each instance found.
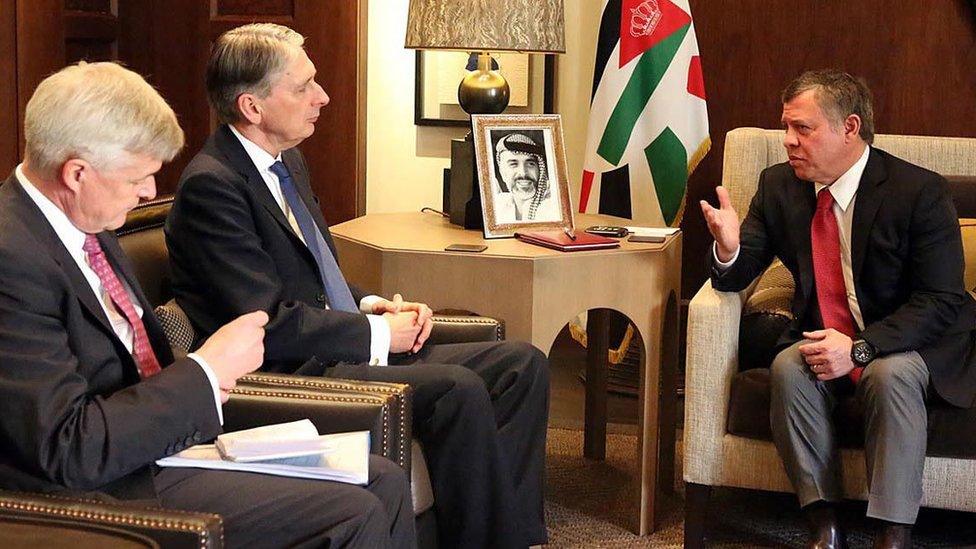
[472,114,574,238]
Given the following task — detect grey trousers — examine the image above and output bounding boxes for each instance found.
[769,341,929,524]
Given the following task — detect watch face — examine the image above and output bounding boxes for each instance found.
[853,342,874,364]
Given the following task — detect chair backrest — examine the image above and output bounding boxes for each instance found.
[115,196,174,308]
[721,128,976,219]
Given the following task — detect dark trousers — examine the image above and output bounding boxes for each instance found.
[328,340,550,549]
[155,454,415,548]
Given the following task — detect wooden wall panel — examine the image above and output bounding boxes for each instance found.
[0,0,18,174]
[679,0,976,296]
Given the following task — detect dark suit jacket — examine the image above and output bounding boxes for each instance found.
[0,175,221,500]
[166,125,371,374]
[712,148,976,408]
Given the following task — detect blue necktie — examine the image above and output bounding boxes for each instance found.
[269,161,359,313]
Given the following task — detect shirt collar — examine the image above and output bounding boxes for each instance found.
[814,145,870,212]
[15,164,88,255]
[228,124,282,172]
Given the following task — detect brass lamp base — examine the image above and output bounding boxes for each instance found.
[458,53,510,115]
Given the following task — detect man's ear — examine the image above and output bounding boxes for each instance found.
[237,93,262,125]
[60,158,87,193]
[843,114,862,142]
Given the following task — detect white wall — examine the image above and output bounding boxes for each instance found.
[365,0,601,214]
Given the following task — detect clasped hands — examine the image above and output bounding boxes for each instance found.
[800,329,855,380]
[374,293,434,353]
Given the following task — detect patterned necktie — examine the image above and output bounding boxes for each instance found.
[269,161,359,313]
[810,189,862,383]
[83,234,162,378]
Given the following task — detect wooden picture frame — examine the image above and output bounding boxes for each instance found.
[472,114,574,238]
[414,51,555,127]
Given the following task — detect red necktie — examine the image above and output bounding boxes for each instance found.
[810,189,863,383]
[83,234,162,378]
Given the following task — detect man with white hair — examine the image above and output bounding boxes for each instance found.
[0,61,414,548]
[166,23,550,548]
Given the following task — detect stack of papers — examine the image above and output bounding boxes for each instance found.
[625,226,681,238]
[157,420,370,485]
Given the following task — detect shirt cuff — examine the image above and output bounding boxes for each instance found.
[713,242,740,270]
[365,314,391,366]
[187,352,224,425]
[359,295,384,314]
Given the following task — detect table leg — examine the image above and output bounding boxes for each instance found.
[584,308,609,460]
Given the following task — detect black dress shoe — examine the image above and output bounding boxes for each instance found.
[803,502,848,549]
[873,523,911,549]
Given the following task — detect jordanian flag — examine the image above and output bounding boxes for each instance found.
[579,0,709,226]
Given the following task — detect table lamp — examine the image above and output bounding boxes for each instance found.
[405,0,565,228]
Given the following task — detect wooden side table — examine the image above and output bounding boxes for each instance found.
[331,212,681,535]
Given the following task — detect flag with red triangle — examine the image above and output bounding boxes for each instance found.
[579,0,709,226]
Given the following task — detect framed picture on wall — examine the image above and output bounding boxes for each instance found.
[472,114,574,238]
[414,51,555,127]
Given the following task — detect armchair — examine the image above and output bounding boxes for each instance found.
[683,128,976,547]
[0,196,505,548]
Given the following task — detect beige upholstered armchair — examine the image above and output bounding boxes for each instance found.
[682,128,976,547]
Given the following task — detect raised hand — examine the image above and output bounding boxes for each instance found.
[699,186,741,262]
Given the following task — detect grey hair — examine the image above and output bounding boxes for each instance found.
[782,69,875,144]
[207,23,306,123]
[24,61,184,178]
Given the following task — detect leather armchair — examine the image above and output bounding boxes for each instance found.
[0,196,504,548]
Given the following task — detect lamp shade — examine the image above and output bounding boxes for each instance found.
[404,0,565,54]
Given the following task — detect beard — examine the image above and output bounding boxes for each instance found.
[510,177,538,201]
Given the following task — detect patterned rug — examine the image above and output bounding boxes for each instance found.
[544,428,976,548]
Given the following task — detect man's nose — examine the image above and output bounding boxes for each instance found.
[783,128,798,148]
[140,178,157,201]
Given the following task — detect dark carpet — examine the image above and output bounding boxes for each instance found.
[544,428,976,548]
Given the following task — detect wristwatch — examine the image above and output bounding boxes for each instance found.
[851,339,877,366]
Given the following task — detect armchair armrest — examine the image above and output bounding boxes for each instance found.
[225,374,412,476]
[683,279,756,486]
[425,314,504,345]
[0,490,222,548]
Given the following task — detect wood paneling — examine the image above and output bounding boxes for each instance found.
[215,0,295,16]
[679,0,976,296]
[0,1,18,173]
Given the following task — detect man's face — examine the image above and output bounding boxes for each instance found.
[69,152,161,233]
[255,48,330,151]
[781,89,858,184]
[498,150,540,200]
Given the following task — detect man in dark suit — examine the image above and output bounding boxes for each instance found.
[165,23,549,548]
[0,61,414,548]
[701,69,976,549]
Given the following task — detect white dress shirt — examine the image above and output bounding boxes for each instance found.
[715,146,871,331]
[15,165,225,422]
[228,125,391,365]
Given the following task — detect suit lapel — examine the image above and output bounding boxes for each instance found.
[213,125,305,245]
[3,178,117,337]
[98,233,175,365]
[787,176,818,302]
[851,148,887,281]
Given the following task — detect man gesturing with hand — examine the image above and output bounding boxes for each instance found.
[701,70,976,549]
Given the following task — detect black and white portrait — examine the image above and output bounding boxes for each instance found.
[473,115,573,238]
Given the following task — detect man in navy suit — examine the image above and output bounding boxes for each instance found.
[701,70,976,549]
[0,61,414,548]
[165,23,550,549]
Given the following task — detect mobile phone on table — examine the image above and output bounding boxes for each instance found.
[585,225,629,238]
[627,234,665,243]
[444,243,487,253]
